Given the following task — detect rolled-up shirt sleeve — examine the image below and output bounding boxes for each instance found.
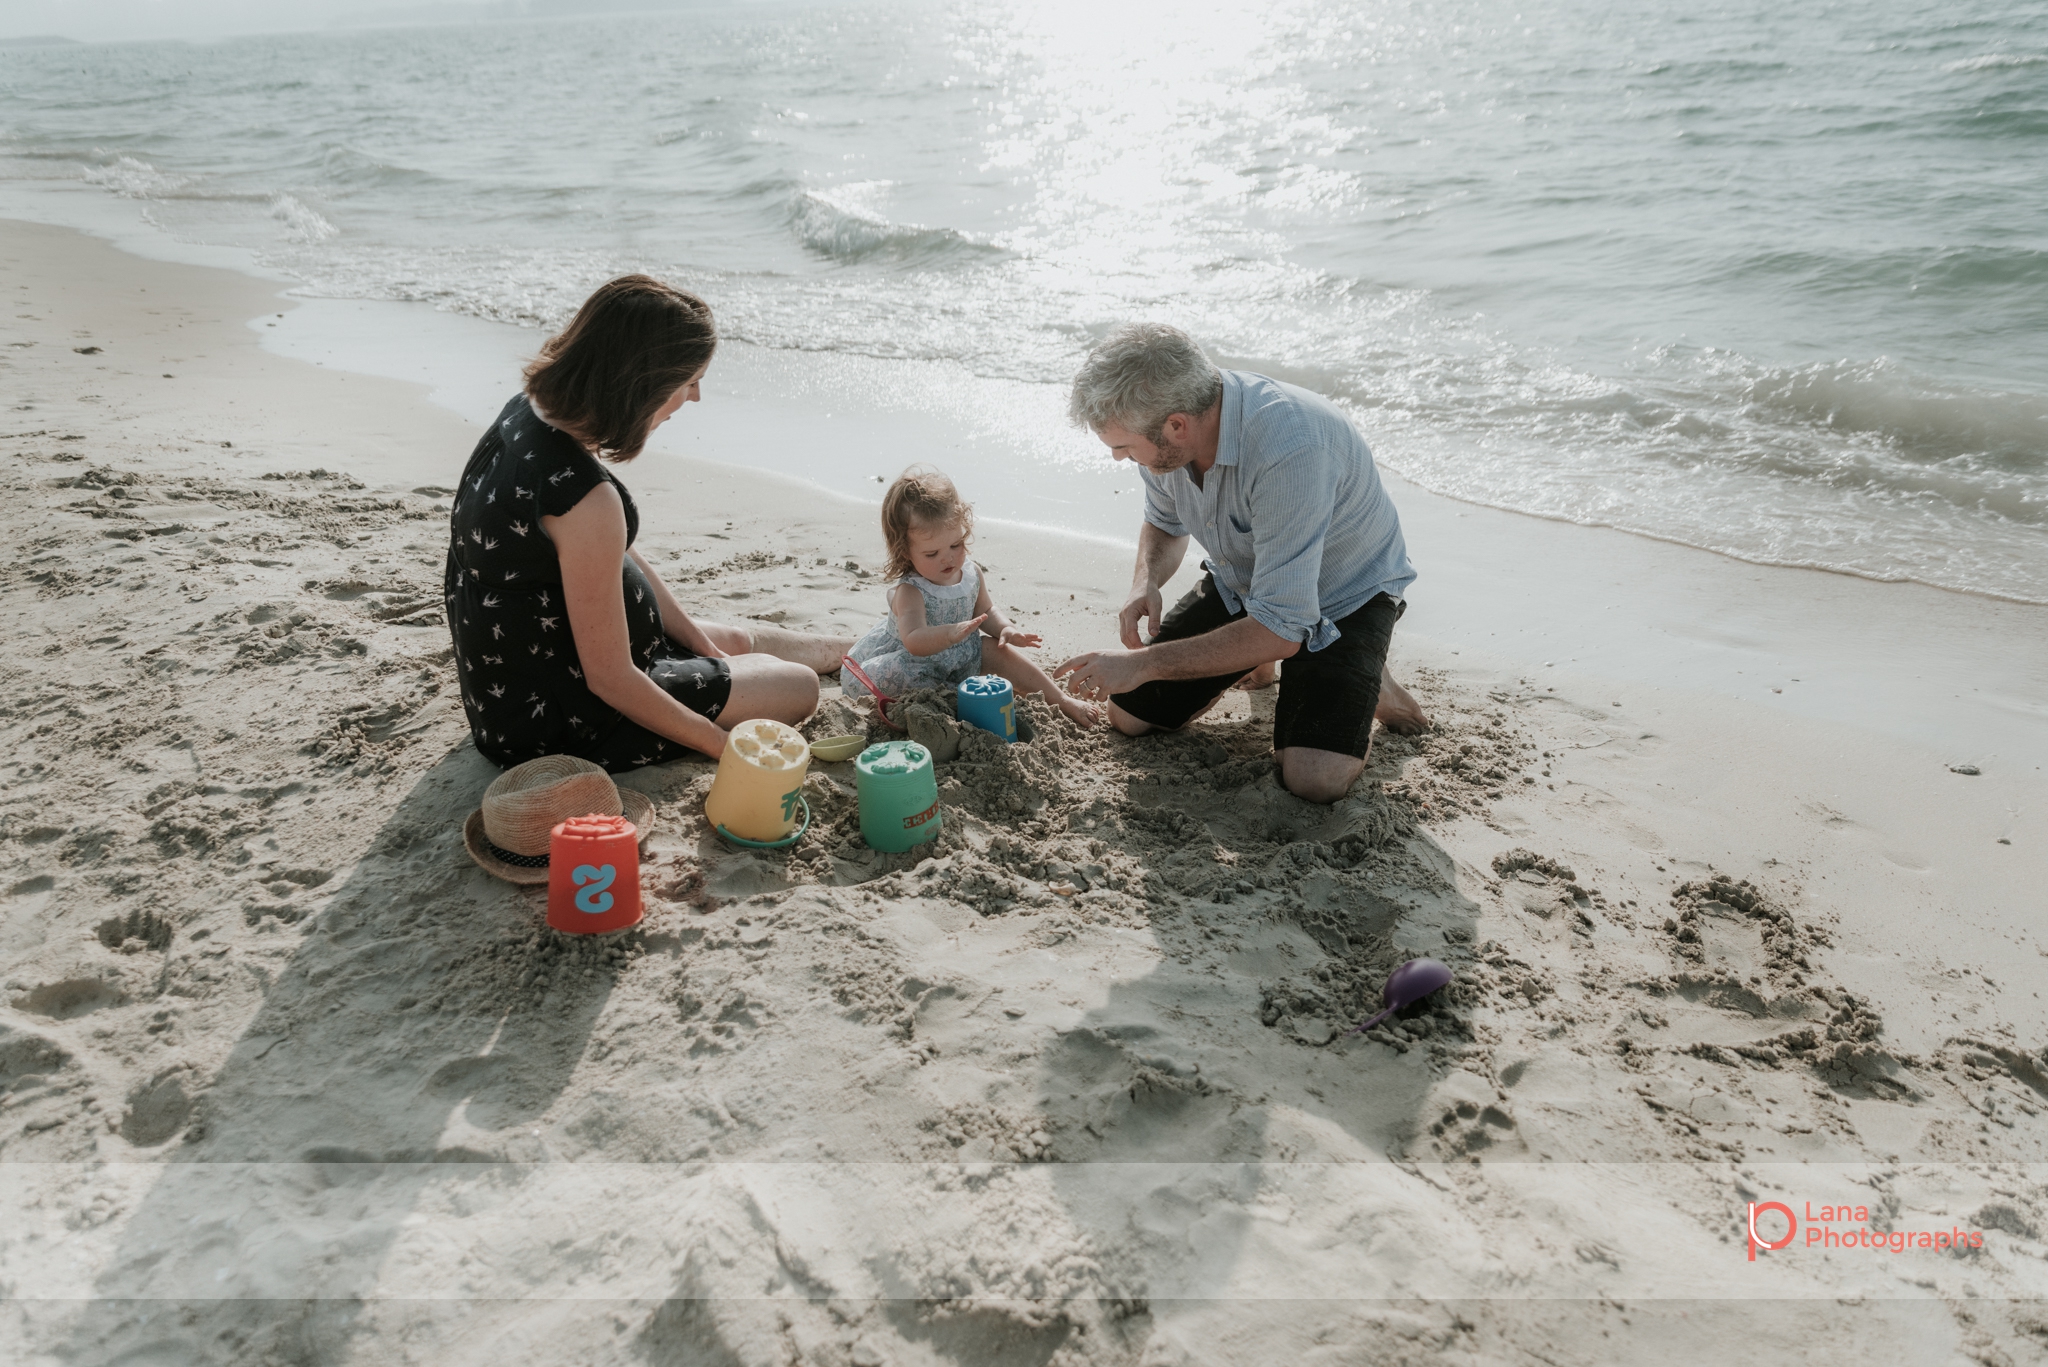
[1242,446,1341,650]
[1139,469,1190,537]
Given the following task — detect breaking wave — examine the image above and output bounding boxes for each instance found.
[80,155,187,198]
[789,189,1008,268]
[267,192,335,244]
[1942,53,2048,73]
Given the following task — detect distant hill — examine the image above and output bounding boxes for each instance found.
[0,35,83,48]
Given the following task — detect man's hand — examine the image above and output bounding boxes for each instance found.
[1118,585,1164,649]
[997,625,1042,650]
[1055,647,1150,701]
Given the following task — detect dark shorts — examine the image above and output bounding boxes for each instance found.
[1110,575,1404,759]
[582,649,733,773]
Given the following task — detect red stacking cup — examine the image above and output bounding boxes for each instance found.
[545,813,643,935]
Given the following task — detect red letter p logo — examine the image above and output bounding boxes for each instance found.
[1747,1202,1796,1261]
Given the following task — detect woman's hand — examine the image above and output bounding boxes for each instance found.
[628,547,728,659]
[547,486,729,757]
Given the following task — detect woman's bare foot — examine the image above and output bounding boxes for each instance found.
[1233,660,1280,691]
[1375,670,1430,734]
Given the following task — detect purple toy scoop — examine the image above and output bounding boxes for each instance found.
[1349,957,1453,1035]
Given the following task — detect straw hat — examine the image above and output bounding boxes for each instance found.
[463,755,656,885]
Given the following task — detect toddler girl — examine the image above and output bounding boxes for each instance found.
[843,467,1097,728]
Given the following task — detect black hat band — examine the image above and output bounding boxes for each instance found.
[483,837,551,870]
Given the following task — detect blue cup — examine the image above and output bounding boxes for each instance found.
[956,674,1016,743]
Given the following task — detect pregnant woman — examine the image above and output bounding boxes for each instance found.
[446,275,847,771]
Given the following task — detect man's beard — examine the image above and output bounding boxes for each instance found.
[1148,431,1197,473]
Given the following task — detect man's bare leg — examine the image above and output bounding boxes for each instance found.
[1277,745,1367,805]
[1375,669,1429,734]
[699,619,854,675]
[1233,660,1279,691]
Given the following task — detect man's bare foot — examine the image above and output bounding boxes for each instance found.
[1233,660,1279,691]
[1057,694,1102,728]
[1375,671,1430,735]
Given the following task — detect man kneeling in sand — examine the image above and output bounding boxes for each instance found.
[1056,323,1428,804]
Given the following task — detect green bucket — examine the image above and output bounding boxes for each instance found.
[856,740,941,852]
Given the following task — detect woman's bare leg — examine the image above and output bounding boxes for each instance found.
[698,619,853,674]
[717,654,820,728]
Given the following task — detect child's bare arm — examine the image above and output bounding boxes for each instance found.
[974,575,1041,650]
[891,582,986,657]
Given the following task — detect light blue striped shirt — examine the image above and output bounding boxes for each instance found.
[1139,370,1415,652]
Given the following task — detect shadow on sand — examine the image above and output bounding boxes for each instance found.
[60,743,625,1364]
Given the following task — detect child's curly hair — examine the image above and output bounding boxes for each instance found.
[880,466,975,582]
[880,467,974,582]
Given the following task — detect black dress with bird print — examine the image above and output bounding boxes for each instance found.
[445,393,731,772]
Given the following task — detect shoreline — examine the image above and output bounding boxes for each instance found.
[4,215,2048,1364]
[5,178,2042,613]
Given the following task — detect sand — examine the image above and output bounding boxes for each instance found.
[4,216,2048,1365]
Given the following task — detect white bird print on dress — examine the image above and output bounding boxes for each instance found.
[481,593,501,608]
[537,616,559,631]
[488,683,505,698]
[482,537,499,551]
[509,521,530,537]
[548,469,573,485]
[491,623,504,640]
[537,589,551,607]
[515,486,533,500]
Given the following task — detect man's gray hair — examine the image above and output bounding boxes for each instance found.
[1067,322,1224,440]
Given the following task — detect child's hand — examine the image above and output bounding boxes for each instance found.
[998,626,1042,650]
[944,614,989,644]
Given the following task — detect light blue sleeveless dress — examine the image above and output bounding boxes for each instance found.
[842,562,985,699]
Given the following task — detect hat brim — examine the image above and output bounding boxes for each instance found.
[464,789,657,885]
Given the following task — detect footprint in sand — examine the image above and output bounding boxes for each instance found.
[11,977,128,1020]
[119,1067,194,1147]
[95,908,173,953]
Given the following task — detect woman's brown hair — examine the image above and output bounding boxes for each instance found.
[880,466,975,581]
[523,275,717,462]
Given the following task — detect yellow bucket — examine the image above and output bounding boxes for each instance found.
[704,720,812,845]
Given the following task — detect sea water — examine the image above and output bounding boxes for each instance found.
[2,0,2043,601]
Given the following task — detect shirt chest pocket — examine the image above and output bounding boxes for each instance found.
[1226,512,1252,537]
